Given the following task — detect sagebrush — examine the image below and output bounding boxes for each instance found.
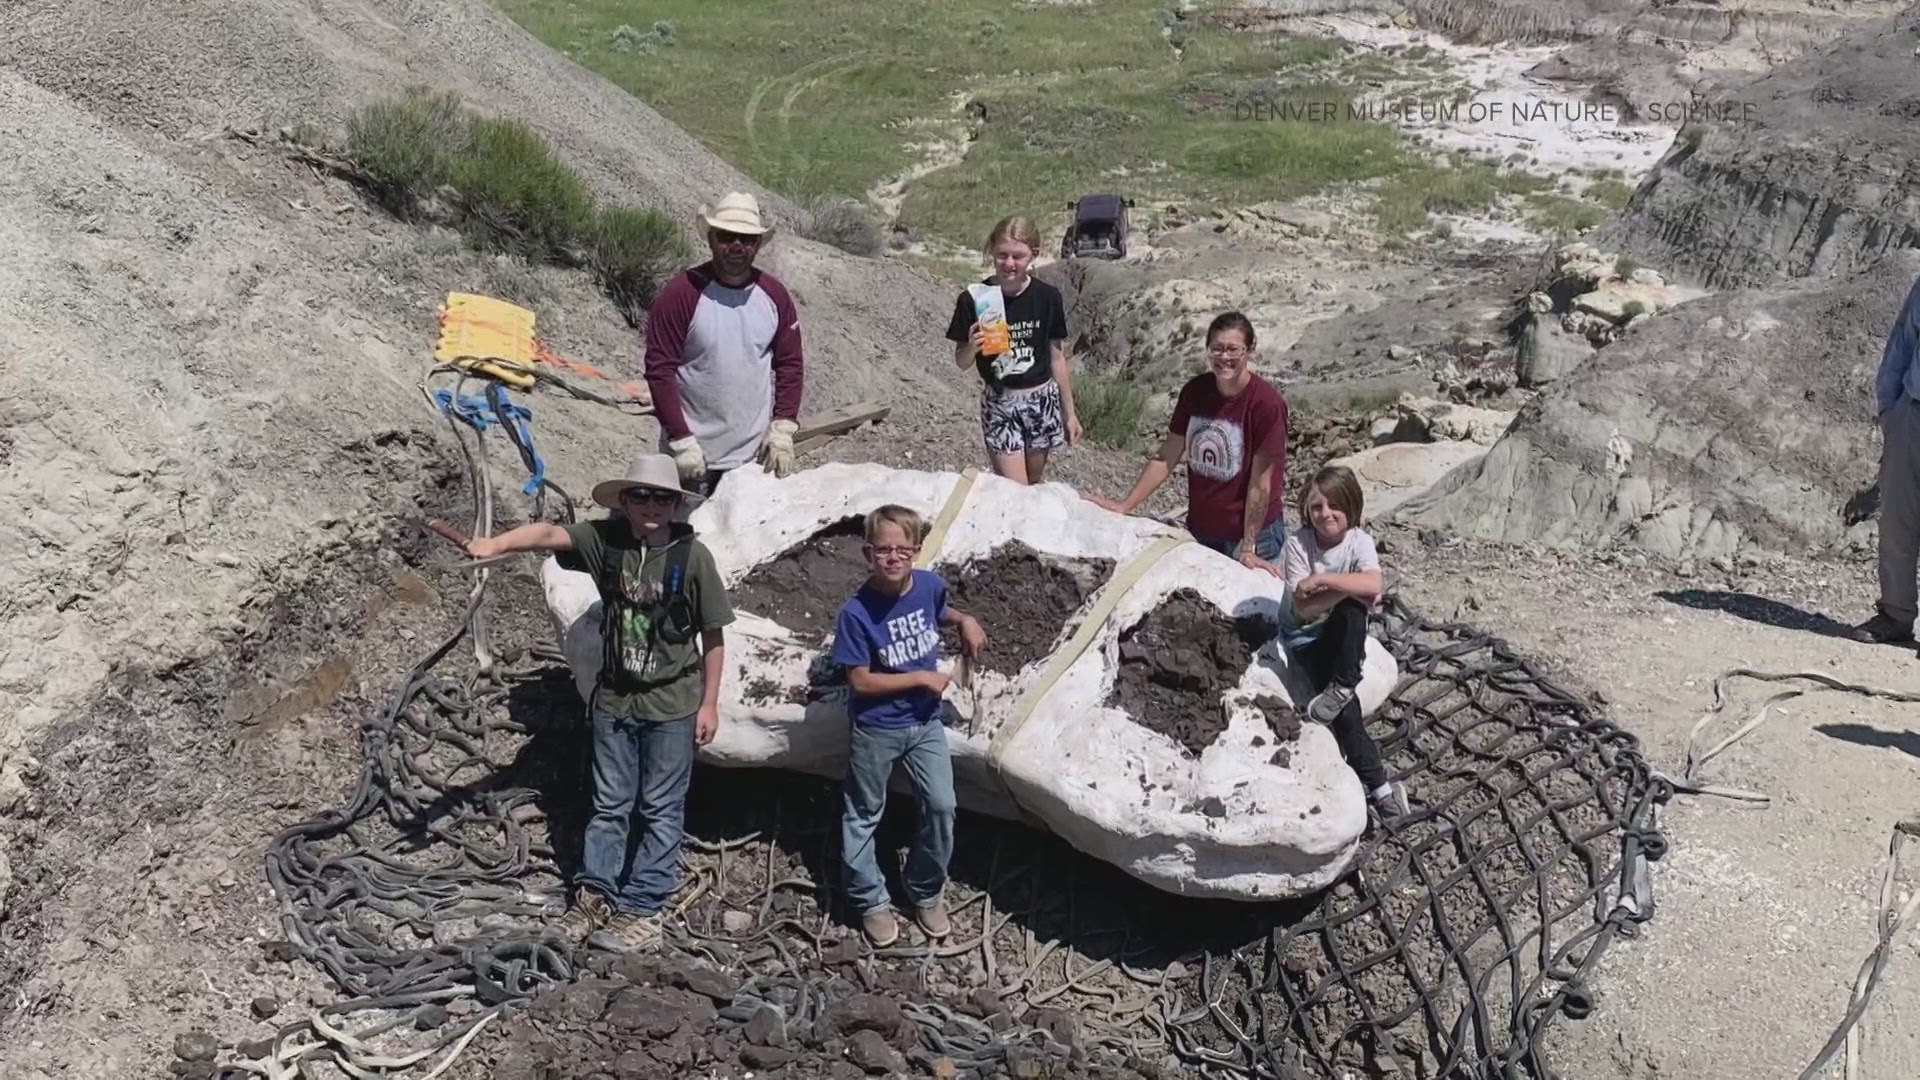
[799,196,883,257]
[342,89,686,318]
[1075,372,1149,449]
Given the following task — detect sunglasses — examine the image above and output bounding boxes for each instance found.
[621,488,680,506]
[710,229,762,247]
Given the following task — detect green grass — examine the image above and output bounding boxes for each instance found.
[1523,193,1609,237]
[1073,371,1151,449]
[1585,176,1634,210]
[1373,159,1552,233]
[493,0,1466,244]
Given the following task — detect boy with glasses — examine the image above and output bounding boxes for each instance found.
[830,505,987,947]
[464,453,733,951]
[645,191,806,496]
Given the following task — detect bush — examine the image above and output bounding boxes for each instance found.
[610,20,676,54]
[588,205,689,326]
[341,90,686,322]
[447,116,595,263]
[800,196,883,256]
[343,88,464,216]
[1075,372,1149,449]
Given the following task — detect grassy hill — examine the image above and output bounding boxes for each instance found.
[494,0,1615,249]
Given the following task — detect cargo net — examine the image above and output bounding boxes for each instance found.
[244,586,1667,1079]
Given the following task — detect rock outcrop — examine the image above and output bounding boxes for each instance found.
[1398,250,1920,558]
[1602,5,1920,289]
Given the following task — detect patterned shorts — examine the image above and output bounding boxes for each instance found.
[980,381,1066,456]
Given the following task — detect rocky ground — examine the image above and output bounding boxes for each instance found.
[7,0,1920,1077]
[1379,523,1920,1079]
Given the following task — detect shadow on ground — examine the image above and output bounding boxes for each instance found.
[1814,722,1920,760]
[1655,589,1857,639]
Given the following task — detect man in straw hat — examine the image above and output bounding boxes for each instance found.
[466,453,734,951]
[644,191,806,497]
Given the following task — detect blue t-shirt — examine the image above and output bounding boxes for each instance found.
[831,570,948,729]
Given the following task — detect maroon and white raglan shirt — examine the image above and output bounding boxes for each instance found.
[643,263,805,470]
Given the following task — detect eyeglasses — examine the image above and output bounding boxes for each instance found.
[1207,344,1248,358]
[865,544,919,560]
[711,229,762,247]
[622,488,680,506]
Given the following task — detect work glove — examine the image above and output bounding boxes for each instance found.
[667,435,706,485]
[759,418,798,479]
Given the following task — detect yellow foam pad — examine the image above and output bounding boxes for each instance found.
[437,293,538,388]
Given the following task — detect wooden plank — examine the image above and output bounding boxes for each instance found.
[792,401,890,454]
[794,401,889,442]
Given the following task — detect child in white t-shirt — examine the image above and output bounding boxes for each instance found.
[1281,466,1407,818]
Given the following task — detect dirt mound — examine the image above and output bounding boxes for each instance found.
[937,543,1113,677]
[1601,5,1920,288]
[1397,249,1920,559]
[1110,590,1281,756]
[729,518,870,644]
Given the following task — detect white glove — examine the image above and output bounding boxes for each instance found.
[759,418,798,479]
[667,435,706,484]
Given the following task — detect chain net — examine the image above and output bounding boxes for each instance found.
[238,488,1669,1079]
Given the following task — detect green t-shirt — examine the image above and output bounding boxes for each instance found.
[558,519,734,721]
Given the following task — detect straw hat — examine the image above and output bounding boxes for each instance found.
[590,453,703,510]
[698,191,771,235]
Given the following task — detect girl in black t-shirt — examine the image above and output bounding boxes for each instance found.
[945,215,1080,483]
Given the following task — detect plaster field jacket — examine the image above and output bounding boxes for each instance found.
[643,263,805,469]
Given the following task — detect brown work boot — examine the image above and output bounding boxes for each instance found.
[590,911,664,953]
[555,889,611,940]
[914,899,952,940]
[861,907,900,948]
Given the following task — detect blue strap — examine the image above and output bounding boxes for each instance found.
[432,385,547,496]
[486,382,546,496]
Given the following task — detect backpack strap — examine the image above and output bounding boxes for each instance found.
[594,539,626,692]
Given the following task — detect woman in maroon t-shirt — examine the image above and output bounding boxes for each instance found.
[1085,312,1288,575]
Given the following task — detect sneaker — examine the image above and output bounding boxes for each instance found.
[1369,783,1411,819]
[914,899,951,939]
[555,889,611,940]
[1307,683,1358,723]
[589,911,664,952]
[1850,612,1915,645]
[860,907,900,948]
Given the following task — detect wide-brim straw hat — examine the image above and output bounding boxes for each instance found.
[698,191,771,235]
[591,453,703,510]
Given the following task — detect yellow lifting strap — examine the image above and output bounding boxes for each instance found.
[987,530,1188,764]
[436,292,538,389]
[915,467,982,568]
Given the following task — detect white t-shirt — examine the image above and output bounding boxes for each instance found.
[1281,526,1380,621]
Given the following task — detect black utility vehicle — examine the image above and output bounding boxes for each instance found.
[1060,193,1133,259]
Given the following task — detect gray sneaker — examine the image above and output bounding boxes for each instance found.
[589,911,664,952]
[1370,783,1411,819]
[555,889,611,941]
[860,907,900,948]
[1307,683,1358,723]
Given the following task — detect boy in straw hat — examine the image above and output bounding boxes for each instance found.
[466,453,734,951]
[644,191,806,497]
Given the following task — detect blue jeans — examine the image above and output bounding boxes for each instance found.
[1194,516,1285,561]
[840,719,957,914]
[578,708,695,914]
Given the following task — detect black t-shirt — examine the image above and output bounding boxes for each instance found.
[944,277,1069,391]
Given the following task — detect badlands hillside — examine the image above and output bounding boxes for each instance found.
[2,0,1920,1078]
